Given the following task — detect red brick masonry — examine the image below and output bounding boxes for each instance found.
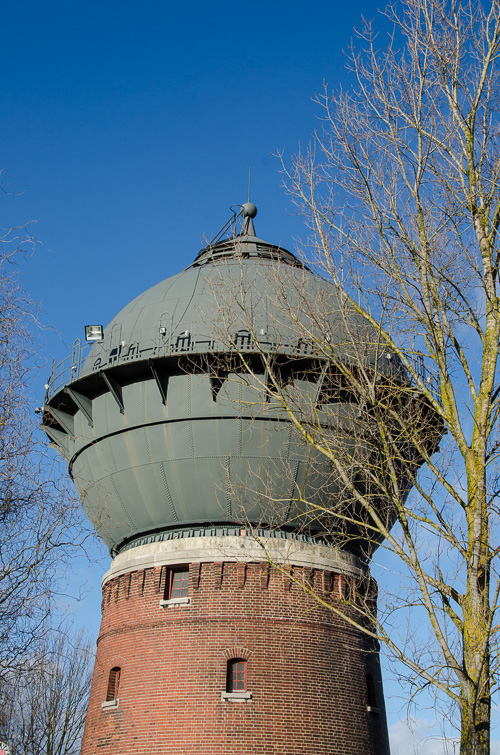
[81,560,390,755]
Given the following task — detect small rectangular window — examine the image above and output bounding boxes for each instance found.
[159,567,191,608]
[167,569,189,599]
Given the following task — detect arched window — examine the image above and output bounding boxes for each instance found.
[106,667,121,702]
[226,659,247,693]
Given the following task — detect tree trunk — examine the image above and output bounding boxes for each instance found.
[461,547,491,755]
[460,680,490,755]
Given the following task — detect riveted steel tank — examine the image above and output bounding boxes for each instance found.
[42,207,413,556]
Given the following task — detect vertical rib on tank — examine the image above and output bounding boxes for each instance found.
[41,206,411,556]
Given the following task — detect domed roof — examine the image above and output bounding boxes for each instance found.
[80,226,395,381]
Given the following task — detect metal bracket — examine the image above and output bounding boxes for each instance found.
[40,424,71,457]
[149,359,168,404]
[100,371,125,414]
[206,354,227,401]
[314,361,330,407]
[65,387,93,426]
[44,405,75,437]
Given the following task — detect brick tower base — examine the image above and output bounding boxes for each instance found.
[81,535,390,755]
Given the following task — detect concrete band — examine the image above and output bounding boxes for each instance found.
[103,534,367,585]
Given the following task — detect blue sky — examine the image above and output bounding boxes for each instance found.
[3,0,373,365]
[5,1,498,751]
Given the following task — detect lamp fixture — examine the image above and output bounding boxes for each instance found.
[85,325,104,342]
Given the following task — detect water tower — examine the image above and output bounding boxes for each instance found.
[42,204,399,755]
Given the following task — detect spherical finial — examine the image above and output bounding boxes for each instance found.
[241,202,257,219]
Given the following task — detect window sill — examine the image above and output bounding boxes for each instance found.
[101,699,119,710]
[367,706,380,714]
[221,691,252,702]
[159,596,191,607]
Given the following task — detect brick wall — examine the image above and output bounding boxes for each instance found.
[81,559,390,755]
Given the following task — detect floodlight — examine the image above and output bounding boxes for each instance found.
[85,324,104,342]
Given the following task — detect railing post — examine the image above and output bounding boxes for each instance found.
[71,338,82,379]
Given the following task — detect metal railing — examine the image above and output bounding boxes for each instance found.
[44,325,439,403]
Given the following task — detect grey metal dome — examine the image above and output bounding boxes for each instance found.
[42,210,407,556]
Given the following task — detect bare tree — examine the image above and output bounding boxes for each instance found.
[207,2,500,753]
[0,629,93,755]
[0,194,89,678]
